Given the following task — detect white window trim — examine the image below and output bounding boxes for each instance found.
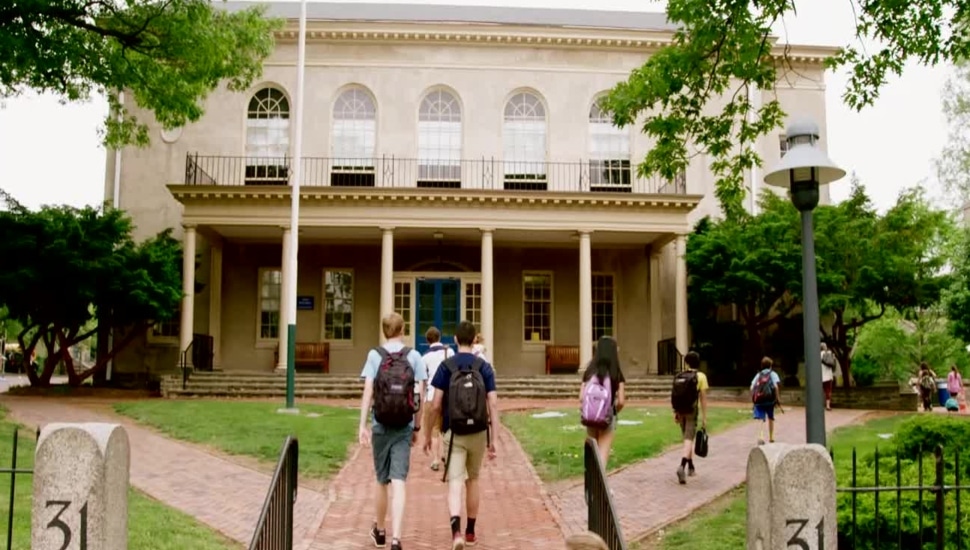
[256,267,282,349]
[592,271,617,339]
[147,313,180,346]
[522,270,554,346]
[393,276,416,347]
[321,268,355,348]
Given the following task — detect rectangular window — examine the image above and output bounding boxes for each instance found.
[522,272,552,342]
[394,280,412,337]
[259,269,281,340]
[150,310,180,342]
[779,134,789,157]
[324,270,354,341]
[592,274,615,340]
[464,281,482,329]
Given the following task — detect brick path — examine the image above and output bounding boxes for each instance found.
[551,405,872,540]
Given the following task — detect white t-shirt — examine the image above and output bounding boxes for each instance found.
[422,344,453,401]
[821,351,837,383]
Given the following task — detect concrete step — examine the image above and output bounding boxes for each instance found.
[169,379,673,389]
[162,387,675,399]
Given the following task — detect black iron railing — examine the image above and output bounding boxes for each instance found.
[584,438,627,550]
[183,154,688,195]
[2,429,37,550]
[836,444,970,549]
[249,436,299,550]
[181,333,214,389]
[658,338,682,376]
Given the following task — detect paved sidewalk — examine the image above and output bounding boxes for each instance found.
[1,397,330,547]
[551,406,871,540]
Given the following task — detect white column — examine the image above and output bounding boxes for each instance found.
[480,228,494,356]
[209,238,223,369]
[579,230,593,369]
[675,234,689,356]
[380,227,394,342]
[649,249,662,374]
[277,227,291,371]
[179,225,197,367]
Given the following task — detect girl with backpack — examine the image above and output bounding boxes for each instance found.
[579,336,626,467]
[917,362,938,412]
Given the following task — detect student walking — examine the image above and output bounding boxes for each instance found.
[670,351,708,484]
[424,320,499,549]
[358,312,427,550]
[421,326,453,471]
[579,336,626,468]
[917,362,938,412]
[751,357,781,445]
[820,343,837,411]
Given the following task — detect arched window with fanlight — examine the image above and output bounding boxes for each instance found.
[418,89,462,188]
[245,87,290,185]
[588,98,631,192]
[331,86,377,187]
[503,91,547,191]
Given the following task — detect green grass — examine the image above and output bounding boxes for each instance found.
[502,406,753,481]
[114,400,359,480]
[0,412,238,549]
[652,413,917,550]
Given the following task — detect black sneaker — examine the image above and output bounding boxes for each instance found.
[676,465,686,485]
[370,523,386,547]
[390,539,402,550]
[688,464,696,477]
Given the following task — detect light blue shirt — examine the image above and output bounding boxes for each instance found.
[750,369,781,391]
[360,340,427,428]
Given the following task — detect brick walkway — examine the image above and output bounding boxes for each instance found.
[551,406,872,540]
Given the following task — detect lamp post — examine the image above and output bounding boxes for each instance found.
[763,119,845,446]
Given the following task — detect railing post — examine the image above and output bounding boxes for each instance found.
[936,445,945,550]
[7,429,16,550]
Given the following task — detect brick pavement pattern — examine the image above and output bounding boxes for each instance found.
[1,397,330,548]
[551,406,871,540]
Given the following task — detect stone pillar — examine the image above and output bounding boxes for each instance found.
[33,423,130,550]
[179,224,196,367]
[481,228,494,356]
[277,227,291,371]
[649,249,662,374]
[747,443,836,549]
[579,230,593,369]
[380,227,395,342]
[675,234,688,356]
[209,238,223,369]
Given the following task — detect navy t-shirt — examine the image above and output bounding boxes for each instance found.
[431,352,497,434]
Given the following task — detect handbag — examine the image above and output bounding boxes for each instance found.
[694,427,709,458]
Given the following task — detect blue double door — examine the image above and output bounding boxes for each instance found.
[414,278,461,355]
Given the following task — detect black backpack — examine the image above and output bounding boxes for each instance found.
[671,369,700,414]
[372,347,416,428]
[445,356,489,436]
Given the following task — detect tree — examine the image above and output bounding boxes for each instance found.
[0,1,281,147]
[944,228,970,342]
[0,199,182,386]
[603,0,966,219]
[937,61,970,201]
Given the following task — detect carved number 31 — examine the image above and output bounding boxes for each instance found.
[787,518,824,549]
[45,500,88,550]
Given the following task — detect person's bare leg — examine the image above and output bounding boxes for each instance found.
[375,483,388,530]
[448,478,464,517]
[390,479,406,541]
[768,418,775,442]
[465,478,480,521]
[597,429,616,467]
[432,432,442,465]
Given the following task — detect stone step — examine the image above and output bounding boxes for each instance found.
[162,386,675,399]
[169,379,673,389]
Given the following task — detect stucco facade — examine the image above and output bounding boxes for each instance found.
[106,2,836,378]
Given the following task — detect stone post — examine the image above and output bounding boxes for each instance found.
[747,443,836,549]
[33,423,130,550]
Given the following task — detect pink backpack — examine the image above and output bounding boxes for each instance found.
[580,373,613,428]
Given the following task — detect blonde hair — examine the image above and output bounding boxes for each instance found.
[565,532,608,550]
[474,334,484,345]
[382,312,405,339]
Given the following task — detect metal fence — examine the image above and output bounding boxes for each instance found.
[584,438,627,550]
[1,429,36,550]
[249,436,299,550]
[657,338,682,376]
[836,444,970,549]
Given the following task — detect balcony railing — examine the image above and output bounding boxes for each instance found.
[184,154,687,194]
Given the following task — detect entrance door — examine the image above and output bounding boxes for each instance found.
[415,278,461,354]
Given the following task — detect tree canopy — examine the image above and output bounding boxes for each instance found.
[0,0,281,147]
[605,0,965,220]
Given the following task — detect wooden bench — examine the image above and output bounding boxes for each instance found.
[275,342,330,373]
[545,345,580,374]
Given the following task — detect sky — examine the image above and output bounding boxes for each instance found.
[0,0,954,213]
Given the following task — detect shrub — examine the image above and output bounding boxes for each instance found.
[852,355,882,387]
[893,415,970,458]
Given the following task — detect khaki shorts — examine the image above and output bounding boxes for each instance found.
[422,405,442,436]
[444,430,488,482]
[678,414,697,441]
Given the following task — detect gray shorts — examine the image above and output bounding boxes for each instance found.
[371,422,413,485]
[679,414,697,441]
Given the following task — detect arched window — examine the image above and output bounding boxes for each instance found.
[588,98,631,191]
[245,87,290,185]
[331,87,377,186]
[418,89,462,188]
[503,91,547,191]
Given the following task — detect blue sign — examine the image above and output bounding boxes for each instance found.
[297,296,314,310]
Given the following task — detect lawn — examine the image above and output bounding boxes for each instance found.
[0,412,239,549]
[502,406,753,481]
[114,400,359,480]
[650,412,917,550]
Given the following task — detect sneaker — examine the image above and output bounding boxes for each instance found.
[676,465,686,485]
[452,534,466,550]
[370,524,386,547]
[465,533,477,546]
[757,438,765,446]
[688,464,696,477]
[390,539,402,550]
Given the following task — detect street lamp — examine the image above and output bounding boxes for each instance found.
[764,119,845,446]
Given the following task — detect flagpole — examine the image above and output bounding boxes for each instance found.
[284,0,307,412]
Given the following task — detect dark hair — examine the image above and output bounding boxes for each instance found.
[761,356,773,370]
[952,365,959,373]
[587,336,621,379]
[920,362,930,372]
[455,320,477,347]
[425,326,441,344]
[684,351,700,369]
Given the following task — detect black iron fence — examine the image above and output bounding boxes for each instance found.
[184,154,688,195]
[2,429,36,550]
[657,338,682,376]
[836,444,970,549]
[249,436,299,550]
[584,438,627,550]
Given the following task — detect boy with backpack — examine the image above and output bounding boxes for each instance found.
[750,356,782,445]
[670,351,708,485]
[358,312,427,550]
[423,320,499,550]
[422,326,453,472]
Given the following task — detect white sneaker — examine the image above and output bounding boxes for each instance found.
[452,535,465,550]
